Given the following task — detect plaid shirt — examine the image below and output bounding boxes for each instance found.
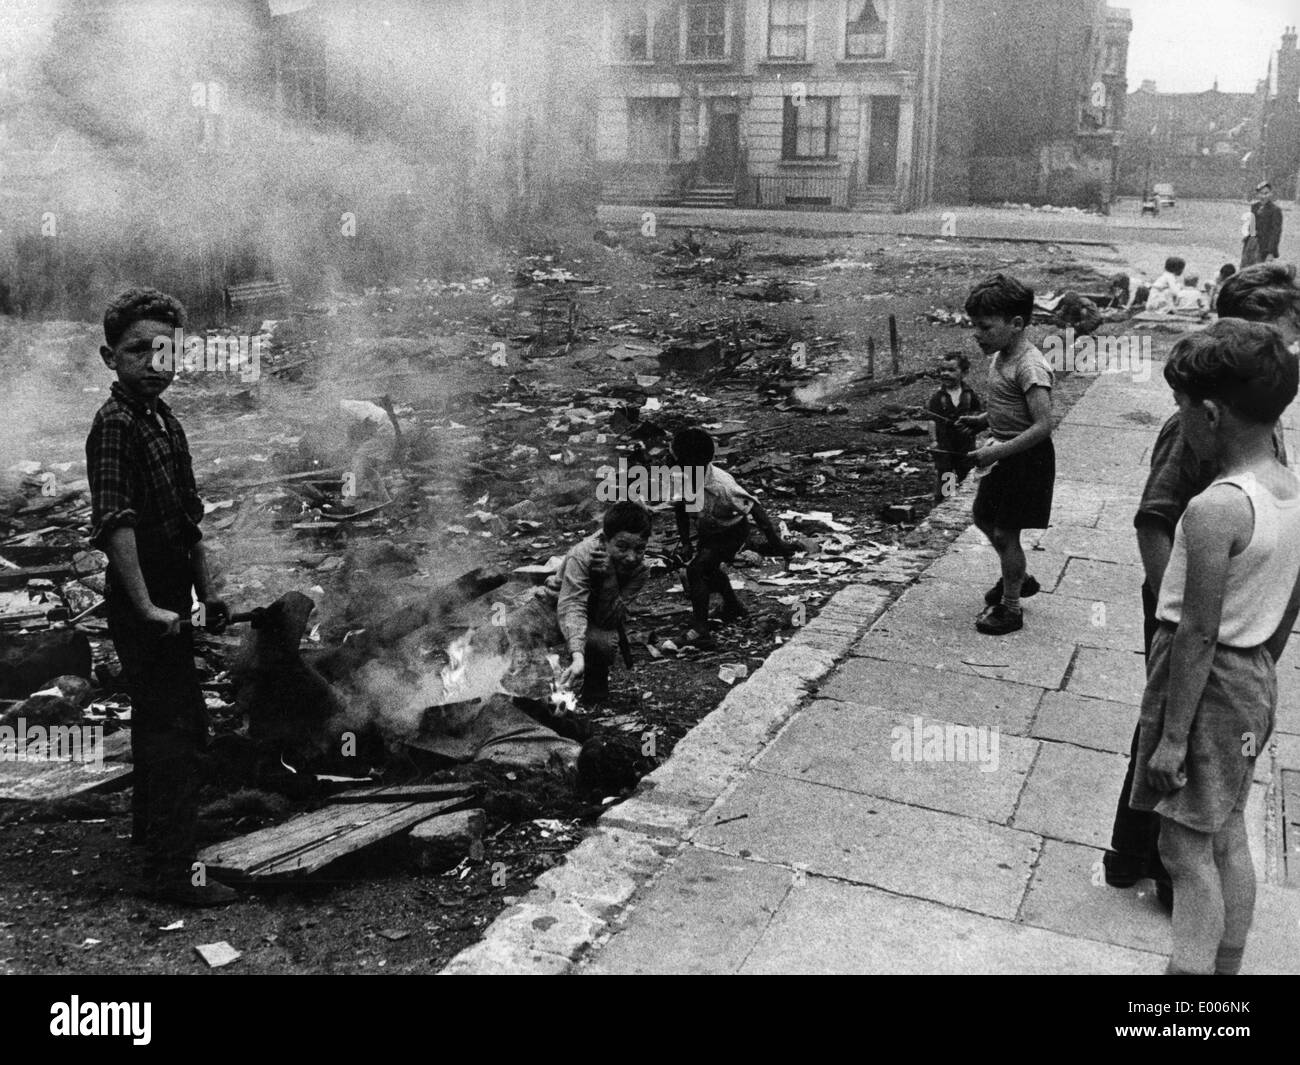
[86,382,204,561]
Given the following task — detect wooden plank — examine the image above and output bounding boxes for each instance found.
[197,795,472,879]
[327,782,475,805]
[0,565,71,591]
[0,758,132,802]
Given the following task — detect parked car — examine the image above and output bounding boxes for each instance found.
[1154,183,1176,208]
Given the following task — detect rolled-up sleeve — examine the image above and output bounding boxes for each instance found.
[86,413,138,549]
[556,551,593,656]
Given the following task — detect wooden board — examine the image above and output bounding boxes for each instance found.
[197,795,472,879]
[326,782,475,805]
[0,729,133,801]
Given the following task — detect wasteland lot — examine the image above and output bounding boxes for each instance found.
[0,218,1124,974]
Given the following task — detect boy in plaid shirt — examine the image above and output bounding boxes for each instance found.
[87,288,234,906]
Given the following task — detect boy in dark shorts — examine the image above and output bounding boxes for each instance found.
[1129,320,1300,974]
[1103,261,1300,905]
[927,352,983,502]
[672,427,795,651]
[955,275,1055,636]
[87,288,234,906]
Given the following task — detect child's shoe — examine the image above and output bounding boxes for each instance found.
[984,575,1040,606]
[976,603,1023,635]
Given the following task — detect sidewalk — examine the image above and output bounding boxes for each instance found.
[444,364,1300,975]
[598,202,1184,246]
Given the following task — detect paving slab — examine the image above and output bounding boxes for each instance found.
[1096,496,1148,532]
[1012,741,1129,847]
[1031,690,1139,755]
[851,628,1075,690]
[582,848,793,975]
[1033,524,1143,566]
[1053,556,1146,602]
[737,877,1162,975]
[816,657,1042,735]
[1020,839,1171,955]
[694,771,1041,919]
[921,543,1071,591]
[1272,660,1300,737]
[1020,589,1145,653]
[754,700,1036,824]
[1049,425,1155,488]
[1065,646,1149,705]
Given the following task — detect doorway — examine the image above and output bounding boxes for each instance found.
[702,112,739,182]
[863,96,900,188]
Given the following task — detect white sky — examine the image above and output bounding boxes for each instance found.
[1122,0,1293,93]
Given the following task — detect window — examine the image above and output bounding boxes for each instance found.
[684,0,728,60]
[782,96,839,159]
[611,3,652,62]
[627,98,679,159]
[1103,43,1123,76]
[769,0,809,60]
[845,0,888,59]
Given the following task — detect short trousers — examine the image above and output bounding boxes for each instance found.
[697,518,751,564]
[1129,623,1275,833]
[972,438,1055,531]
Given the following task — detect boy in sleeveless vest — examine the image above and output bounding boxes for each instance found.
[1129,320,1300,975]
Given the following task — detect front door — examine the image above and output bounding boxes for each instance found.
[865,96,900,188]
[702,112,739,183]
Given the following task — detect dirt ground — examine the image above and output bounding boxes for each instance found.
[0,218,1113,973]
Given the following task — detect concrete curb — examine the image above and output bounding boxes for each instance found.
[440,491,977,974]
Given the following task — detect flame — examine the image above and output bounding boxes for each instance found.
[440,630,474,702]
[546,652,577,716]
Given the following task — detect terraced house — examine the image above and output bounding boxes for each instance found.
[598,0,1133,212]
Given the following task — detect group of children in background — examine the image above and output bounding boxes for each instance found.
[87,252,1300,975]
[1138,255,1241,316]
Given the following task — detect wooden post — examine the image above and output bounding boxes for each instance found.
[888,314,900,374]
[866,336,876,378]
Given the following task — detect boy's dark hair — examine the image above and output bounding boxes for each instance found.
[1164,319,1298,424]
[1216,262,1300,326]
[1109,272,1130,291]
[941,351,971,373]
[1164,256,1186,275]
[103,287,186,348]
[603,500,652,539]
[671,426,716,467]
[964,274,1034,326]
[1218,263,1237,280]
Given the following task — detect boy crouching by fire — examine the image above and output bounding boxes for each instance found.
[503,501,652,709]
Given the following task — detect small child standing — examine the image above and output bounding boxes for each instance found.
[955,275,1055,635]
[1146,256,1187,314]
[672,427,794,650]
[1129,320,1300,975]
[926,352,983,503]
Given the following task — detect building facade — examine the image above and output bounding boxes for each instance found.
[1261,26,1300,199]
[1118,79,1262,199]
[598,0,945,211]
[597,0,1131,212]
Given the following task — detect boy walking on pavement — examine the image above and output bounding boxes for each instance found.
[955,275,1056,636]
[87,288,234,906]
[672,427,795,651]
[927,352,983,503]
